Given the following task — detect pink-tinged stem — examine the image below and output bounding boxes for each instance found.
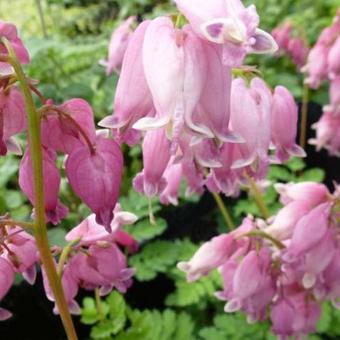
[2,38,78,340]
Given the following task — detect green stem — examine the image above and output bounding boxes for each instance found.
[35,0,48,38]
[211,192,235,230]
[95,288,105,321]
[244,172,270,219]
[0,219,34,230]
[299,83,309,149]
[3,38,78,340]
[57,238,80,277]
[240,230,286,250]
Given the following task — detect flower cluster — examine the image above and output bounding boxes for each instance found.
[100,0,306,204]
[304,9,340,156]
[43,204,137,315]
[178,182,340,338]
[272,22,309,68]
[303,9,340,88]
[0,19,135,321]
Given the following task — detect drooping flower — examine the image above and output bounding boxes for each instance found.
[310,111,340,156]
[177,234,235,282]
[65,137,123,232]
[175,0,277,67]
[230,77,272,174]
[0,20,30,75]
[99,20,154,146]
[133,128,171,197]
[133,17,208,147]
[0,86,26,156]
[69,243,135,295]
[0,257,15,320]
[272,22,309,68]
[65,204,138,251]
[1,226,38,284]
[160,162,182,206]
[270,85,306,163]
[42,263,80,315]
[19,147,69,225]
[100,16,136,75]
[41,98,96,154]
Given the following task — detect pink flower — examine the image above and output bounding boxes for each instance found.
[133,18,208,147]
[274,182,330,206]
[304,45,329,89]
[160,162,182,206]
[0,86,26,156]
[177,234,234,282]
[1,226,38,284]
[324,77,340,114]
[41,98,96,154]
[19,147,69,225]
[69,243,135,295]
[230,77,272,172]
[287,37,309,68]
[270,85,306,163]
[133,128,171,197]
[66,137,123,232]
[196,40,241,143]
[283,202,331,260]
[99,20,154,146]
[271,293,320,338]
[328,36,340,79]
[310,111,340,156]
[65,204,138,251]
[0,257,14,320]
[42,263,80,315]
[0,21,30,74]
[264,200,315,241]
[175,0,277,66]
[205,143,240,196]
[272,23,291,51]
[100,16,136,75]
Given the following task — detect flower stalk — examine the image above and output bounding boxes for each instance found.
[299,82,310,149]
[244,172,270,219]
[3,38,78,340]
[211,192,235,230]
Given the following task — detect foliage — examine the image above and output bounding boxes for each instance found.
[81,291,195,340]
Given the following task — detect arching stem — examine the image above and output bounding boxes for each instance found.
[3,38,78,340]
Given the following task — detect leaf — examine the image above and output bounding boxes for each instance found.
[81,297,100,325]
[317,303,332,333]
[268,166,293,182]
[299,168,325,182]
[47,228,67,247]
[166,271,222,307]
[199,313,272,340]
[124,218,167,242]
[285,157,305,172]
[91,320,118,339]
[0,156,19,186]
[130,239,197,281]
[4,190,25,210]
[120,189,161,219]
[106,291,127,335]
[129,240,180,281]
